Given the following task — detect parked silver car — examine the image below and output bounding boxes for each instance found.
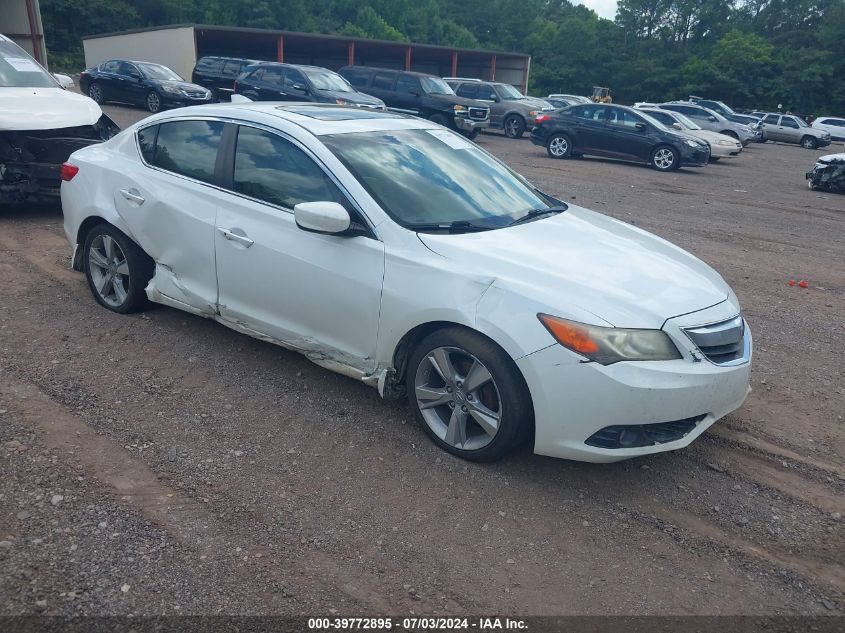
[657,102,759,145]
[760,113,832,149]
[446,79,553,138]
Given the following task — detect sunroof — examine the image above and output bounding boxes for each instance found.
[276,105,400,121]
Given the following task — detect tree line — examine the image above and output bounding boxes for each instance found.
[40,0,845,114]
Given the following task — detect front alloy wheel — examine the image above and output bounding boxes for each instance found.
[407,328,532,461]
[651,146,678,171]
[146,91,162,113]
[801,136,818,149]
[504,115,526,139]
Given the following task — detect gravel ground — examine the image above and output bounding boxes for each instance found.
[1,102,843,617]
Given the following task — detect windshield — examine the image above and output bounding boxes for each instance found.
[303,69,353,92]
[714,101,735,115]
[667,112,701,130]
[497,84,524,99]
[793,116,809,128]
[322,129,557,229]
[0,40,57,88]
[637,111,671,132]
[138,63,182,81]
[421,77,455,95]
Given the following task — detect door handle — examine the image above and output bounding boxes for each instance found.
[119,188,145,205]
[217,227,254,247]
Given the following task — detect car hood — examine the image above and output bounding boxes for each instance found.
[418,206,729,329]
[688,129,740,145]
[0,87,103,130]
[515,96,553,110]
[432,94,488,108]
[153,80,208,92]
[316,89,383,106]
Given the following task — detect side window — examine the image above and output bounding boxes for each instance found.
[608,109,644,128]
[151,120,224,183]
[233,126,347,209]
[478,86,497,101]
[580,105,607,121]
[343,69,369,88]
[455,84,478,99]
[101,60,120,73]
[285,68,306,89]
[137,125,157,163]
[262,67,284,86]
[763,114,779,124]
[198,58,223,73]
[118,62,138,77]
[372,71,395,90]
[222,60,242,77]
[781,117,799,129]
[395,75,420,94]
[246,67,265,82]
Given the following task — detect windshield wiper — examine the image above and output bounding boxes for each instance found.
[408,220,493,233]
[507,205,567,227]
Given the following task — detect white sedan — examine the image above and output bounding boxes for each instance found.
[637,107,743,159]
[60,103,751,463]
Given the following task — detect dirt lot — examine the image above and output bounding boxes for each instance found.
[1,103,844,618]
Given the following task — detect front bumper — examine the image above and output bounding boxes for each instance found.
[454,116,490,133]
[679,144,710,166]
[161,93,214,108]
[710,142,743,158]
[518,301,752,463]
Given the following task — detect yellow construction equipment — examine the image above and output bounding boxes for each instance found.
[591,86,612,103]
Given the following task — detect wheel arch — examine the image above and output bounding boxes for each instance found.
[73,216,144,271]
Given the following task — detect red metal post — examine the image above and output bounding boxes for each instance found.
[348,41,355,66]
[451,51,458,77]
[490,55,497,80]
[24,0,41,64]
[405,46,412,71]
[277,35,284,63]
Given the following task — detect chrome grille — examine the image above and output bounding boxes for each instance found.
[468,107,489,121]
[683,315,748,365]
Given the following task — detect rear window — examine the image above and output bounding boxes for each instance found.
[149,120,224,183]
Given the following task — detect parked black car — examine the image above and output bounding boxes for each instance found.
[191,55,259,101]
[79,59,212,113]
[234,62,385,110]
[338,66,489,139]
[530,103,710,171]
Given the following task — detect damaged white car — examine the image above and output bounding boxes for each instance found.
[61,103,751,463]
[0,34,118,205]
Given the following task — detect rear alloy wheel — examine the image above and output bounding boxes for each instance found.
[87,83,104,104]
[146,90,162,113]
[546,133,572,159]
[801,136,818,149]
[84,224,153,314]
[504,114,526,139]
[408,328,532,462]
[651,145,679,171]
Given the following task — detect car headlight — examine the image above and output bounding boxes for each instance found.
[453,105,466,113]
[538,314,682,365]
[685,139,702,147]
[716,139,733,146]
[160,84,181,94]
[528,110,538,117]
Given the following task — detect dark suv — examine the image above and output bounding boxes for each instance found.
[234,63,385,109]
[192,56,259,101]
[530,103,710,171]
[338,66,489,139]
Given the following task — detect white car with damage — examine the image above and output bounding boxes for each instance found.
[0,33,118,204]
[60,102,752,463]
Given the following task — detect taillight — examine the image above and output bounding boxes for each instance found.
[60,163,79,182]
[534,114,551,125]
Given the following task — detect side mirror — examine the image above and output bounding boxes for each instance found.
[408,89,420,96]
[635,122,647,131]
[672,122,682,130]
[490,95,500,102]
[292,83,309,93]
[294,201,353,235]
[53,73,74,89]
[708,116,717,122]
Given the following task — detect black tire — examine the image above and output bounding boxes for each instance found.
[709,156,721,162]
[650,145,680,171]
[463,129,480,141]
[503,114,526,139]
[87,82,104,104]
[546,133,572,159]
[429,113,451,128]
[406,327,533,462]
[146,90,162,113]
[83,223,154,314]
[801,135,818,149]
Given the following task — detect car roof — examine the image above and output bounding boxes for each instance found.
[139,102,440,136]
[246,62,334,72]
[340,66,439,79]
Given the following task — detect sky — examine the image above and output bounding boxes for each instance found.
[576,0,619,20]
